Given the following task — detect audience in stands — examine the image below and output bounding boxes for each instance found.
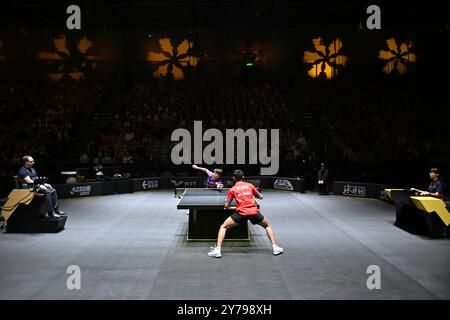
[86,82,308,169]
[0,80,448,187]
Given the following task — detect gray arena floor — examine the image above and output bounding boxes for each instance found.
[0,190,449,300]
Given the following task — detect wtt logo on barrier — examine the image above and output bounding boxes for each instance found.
[171,121,279,175]
[170,180,197,187]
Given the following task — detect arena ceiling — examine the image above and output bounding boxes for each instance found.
[0,1,446,29]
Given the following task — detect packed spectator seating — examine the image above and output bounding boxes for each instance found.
[87,81,309,169]
[300,86,450,164]
[0,80,448,190]
[0,82,105,167]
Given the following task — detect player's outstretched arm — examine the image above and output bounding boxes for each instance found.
[192,164,208,173]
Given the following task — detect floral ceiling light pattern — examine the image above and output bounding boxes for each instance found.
[147,38,198,80]
[379,38,416,75]
[303,37,347,79]
[38,35,98,81]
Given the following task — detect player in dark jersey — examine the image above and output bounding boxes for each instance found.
[411,168,444,199]
[192,164,224,188]
[208,169,283,258]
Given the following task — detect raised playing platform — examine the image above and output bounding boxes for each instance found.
[0,190,449,299]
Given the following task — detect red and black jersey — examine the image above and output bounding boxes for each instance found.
[226,181,262,215]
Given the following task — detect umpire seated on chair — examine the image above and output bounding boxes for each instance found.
[17,155,65,218]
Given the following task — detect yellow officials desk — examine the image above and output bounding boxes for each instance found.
[385,189,450,238]
[1,189,67,233]
[1,189,36,222]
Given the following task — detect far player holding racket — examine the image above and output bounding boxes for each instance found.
[192,165,224,188]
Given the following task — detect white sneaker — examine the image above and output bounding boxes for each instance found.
[208,246,222,258]
[48,213,60,218]
[272,244,284,255]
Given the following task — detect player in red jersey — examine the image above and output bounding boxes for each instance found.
[208,169,284,258]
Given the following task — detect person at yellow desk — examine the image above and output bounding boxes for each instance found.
[410,168,444,200]
[17,155,65,218]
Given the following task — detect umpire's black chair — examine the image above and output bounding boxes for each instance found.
[5,176,66,233]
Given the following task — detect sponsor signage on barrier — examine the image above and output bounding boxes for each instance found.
[56,176,306,198]
[133,177,204,191]
[69,185,92,196]
[170,180,199,188]
[55,179,126,198]
[332,181,386,199]
[134,176,302,193]
[266,177,304,193]
[133,178,158,192]
[55,182,101,198]
[142,180,159,190]
[273,179,294,191]
[343,184,366,197]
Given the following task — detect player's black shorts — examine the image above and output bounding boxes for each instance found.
[230,212,264,225]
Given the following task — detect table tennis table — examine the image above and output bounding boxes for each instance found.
[176,188,259,241]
